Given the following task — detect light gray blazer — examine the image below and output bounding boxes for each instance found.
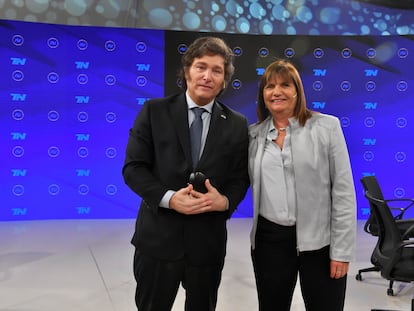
[248,113,356,262]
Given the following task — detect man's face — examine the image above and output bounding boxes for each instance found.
[185,54,226,106]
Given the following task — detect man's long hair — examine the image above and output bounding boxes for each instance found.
[178,36,234,96]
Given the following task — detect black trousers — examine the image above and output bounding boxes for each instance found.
[251,215,347,311]
[133,249,224,311]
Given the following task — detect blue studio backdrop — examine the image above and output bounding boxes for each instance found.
[1,20,413,221]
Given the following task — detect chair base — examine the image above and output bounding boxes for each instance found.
[355,267,395,296]
[356,266,380,281]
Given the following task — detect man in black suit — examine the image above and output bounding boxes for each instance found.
[122,36,250,311]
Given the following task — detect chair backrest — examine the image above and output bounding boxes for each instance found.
[360,175,385,200]
[360,176,385,236]
[360,176,402,260]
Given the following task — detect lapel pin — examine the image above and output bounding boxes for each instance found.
[220,114,227,119]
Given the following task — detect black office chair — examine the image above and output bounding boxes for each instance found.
[361,176,414,311]
[356,175,414,295]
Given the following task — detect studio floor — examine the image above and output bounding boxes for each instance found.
[0,218,412,311]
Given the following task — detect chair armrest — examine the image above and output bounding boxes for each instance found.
[384,198,414,219]
[384,198,414,208]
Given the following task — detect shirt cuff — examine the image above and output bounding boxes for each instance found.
[159,190,175,208]
[223,195,229,210]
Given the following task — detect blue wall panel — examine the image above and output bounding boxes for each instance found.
[1,20,164,220]
[1,20,413,220]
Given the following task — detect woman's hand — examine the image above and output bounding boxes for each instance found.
[330,260,349,279]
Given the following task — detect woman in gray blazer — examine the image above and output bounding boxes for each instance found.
[248,59,356,311]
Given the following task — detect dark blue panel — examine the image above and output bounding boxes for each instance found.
[164,31,414,219]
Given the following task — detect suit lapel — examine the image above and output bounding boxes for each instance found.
[169,93,193,167]
[199,102,227,164]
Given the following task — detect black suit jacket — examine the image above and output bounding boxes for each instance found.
[122,93,250,265]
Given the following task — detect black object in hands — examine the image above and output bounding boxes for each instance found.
[189,172,207,193]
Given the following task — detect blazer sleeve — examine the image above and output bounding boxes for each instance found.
[219,111,250,217]
[329,118,356,262]
[122,100,169,208]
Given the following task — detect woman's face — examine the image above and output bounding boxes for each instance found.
[263,73,297,117]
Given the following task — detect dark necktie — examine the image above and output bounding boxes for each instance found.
[190,107,205,169]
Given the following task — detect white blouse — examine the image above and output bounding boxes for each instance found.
[259,122,297,226]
